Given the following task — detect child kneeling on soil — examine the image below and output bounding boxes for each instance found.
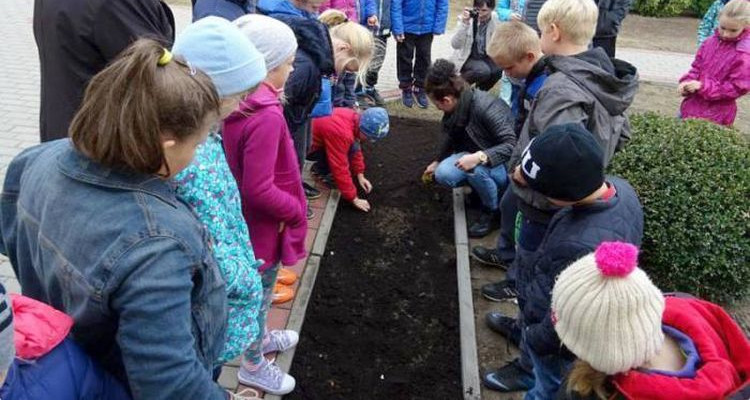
[490,123,644,399]
[422,59,516,238]
[679,0,750,127]
[553,242,750,400]
[310,107,390,212]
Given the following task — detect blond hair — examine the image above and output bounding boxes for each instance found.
[720,0,750,25]
[71,39,219,176]
[488,20,541,61]
[537,0,598,46]
[565,360,611,400]
[320,11,374,81]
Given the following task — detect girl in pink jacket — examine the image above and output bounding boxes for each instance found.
[679,0,750,127]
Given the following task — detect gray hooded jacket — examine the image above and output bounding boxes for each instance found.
[508,47,638,220]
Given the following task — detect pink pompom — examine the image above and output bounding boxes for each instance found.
[595,242,639,277]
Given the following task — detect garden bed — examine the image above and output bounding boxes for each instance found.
[288,117,461,399]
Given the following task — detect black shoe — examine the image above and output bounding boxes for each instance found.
[485,312,521,347]
[303,182,321,199]
[471,246,508,269]
[307,205,315,220]
[413,87,429,109]
[468,210,499,238]
[365,86,386,107]
[483,359,535,392]
[482,280,518,302]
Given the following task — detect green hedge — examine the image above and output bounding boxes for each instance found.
[691,0,715,16]
[609,113,750,303]
[633,0,692,16]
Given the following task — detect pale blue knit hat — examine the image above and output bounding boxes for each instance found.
[173,16,266,97]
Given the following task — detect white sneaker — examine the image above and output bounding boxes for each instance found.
[262,329,299,354]
[238,359,296,395]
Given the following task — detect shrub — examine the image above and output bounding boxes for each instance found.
[691,0,715,16]
[633,0,692,16]
[609,113,750,303]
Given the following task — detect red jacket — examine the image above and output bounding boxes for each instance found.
[311,108,366,202]
[613,296,750,400]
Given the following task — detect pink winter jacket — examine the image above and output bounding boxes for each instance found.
[679,28,750,126]
[319,0,359,21]
[222,83,308,271]
[10,294,73,359]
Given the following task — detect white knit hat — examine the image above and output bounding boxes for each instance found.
[551,242,665,375]
[234,14,298,71]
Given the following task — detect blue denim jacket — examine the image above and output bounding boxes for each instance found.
[0,140,228,400]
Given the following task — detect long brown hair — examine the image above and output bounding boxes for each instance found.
[70,39,220,176]
[566,360,612,400]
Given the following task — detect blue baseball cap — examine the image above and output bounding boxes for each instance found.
[359,107,390,141]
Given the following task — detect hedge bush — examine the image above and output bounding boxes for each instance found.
[632,0,692,16]
[609,113,750,303]
[691,0,715,16]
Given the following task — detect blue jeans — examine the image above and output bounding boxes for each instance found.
[521,330,573,400]
[434,152,508,211]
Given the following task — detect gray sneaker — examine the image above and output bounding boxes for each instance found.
[262,329,299,354]
[238,359,296,395]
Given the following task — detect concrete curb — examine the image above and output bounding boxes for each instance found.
[453,188,482,400]
[266,190,341,400]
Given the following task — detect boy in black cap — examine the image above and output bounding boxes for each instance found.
[484,123,644,398]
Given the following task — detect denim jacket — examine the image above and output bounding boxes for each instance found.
[0,140,228,400]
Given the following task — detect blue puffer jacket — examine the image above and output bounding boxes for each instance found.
[259,0,335,133]
[192,0,253,21]
[362,0,392,36]
[517,176,644,357]
[391,0,449,36]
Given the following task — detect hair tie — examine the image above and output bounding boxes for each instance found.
[157,48,173,66]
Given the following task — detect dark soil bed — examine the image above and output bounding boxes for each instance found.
[288,117,461,399]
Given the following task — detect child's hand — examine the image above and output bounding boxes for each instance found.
[367,15,379,27]
[512,166,527,187]
[511,13,523,21]
[395,34,405,42]
[357,174,373,193]
[684,80,702,93]
[455,153,481,171]
[353,197,371,212]
[678,82,689,96]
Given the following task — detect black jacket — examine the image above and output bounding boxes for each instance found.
[437,89,517,168]
[594,0,633,38]
[33,0,174,142]
[523,0,546,33]
[517,177,643,357]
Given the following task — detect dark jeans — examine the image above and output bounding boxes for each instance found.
[365,34,389,88]
[396,33,434,89]
[307,149,330,175]
[496,188,520,265]
[593,35,617,58]
[461,55,504,91]
[291,118,311,173]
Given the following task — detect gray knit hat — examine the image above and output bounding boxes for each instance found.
[0,283,15,373]
[234,14,298,71]
[551,242,665,375]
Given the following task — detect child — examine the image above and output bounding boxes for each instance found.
[320,0,376,22]
[553,242,750,400]
[171,16,271,372]
[309,107,390,212]
[495,0,527,103]
[224,14,306,395]
[482,0,639,390]
[1,39,232,399]
[422,59,516,238]
[0,285,131,399]
[450,0,504,91]
[392,0,449,108]
[698,0,732,45]
[497,123,644,399]
[319,9,376,108]
[679,0,750,127]
[356,0,393,107]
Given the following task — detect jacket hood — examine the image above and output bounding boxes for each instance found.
[226,82,279,122]
[290,18,335,76]
[10,294,73,359]
[546,47,638,116]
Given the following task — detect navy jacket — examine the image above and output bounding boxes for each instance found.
[391,0,449,35]
[517,176,644,356]
[259,0,335,133]
[192,0,254,20]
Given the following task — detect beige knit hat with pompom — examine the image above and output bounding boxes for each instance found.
[551,241,665,375]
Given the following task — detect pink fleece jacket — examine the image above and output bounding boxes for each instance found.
[679,29,750,126]
[222,83,308,271]
[320,0,359,21]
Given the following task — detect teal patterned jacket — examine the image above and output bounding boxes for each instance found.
[174,133,264,363]
[698,0,725,46]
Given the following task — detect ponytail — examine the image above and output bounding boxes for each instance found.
[318,9,349,26]
[565,360,611,400]
[70,39,220,176]
[425,59,467,99]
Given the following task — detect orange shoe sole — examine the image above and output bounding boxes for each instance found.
[272,284,295,304]
[276,268,298,286]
